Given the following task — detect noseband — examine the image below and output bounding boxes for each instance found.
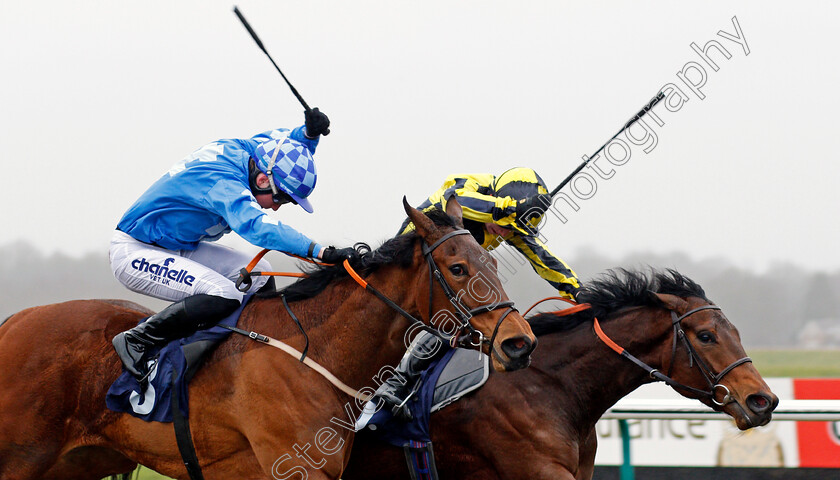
[664,306,753,406]
[421,229,517,357]
[594,304,752,406]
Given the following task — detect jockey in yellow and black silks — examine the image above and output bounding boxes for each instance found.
[374,168,581,422]
[398,167,581,300]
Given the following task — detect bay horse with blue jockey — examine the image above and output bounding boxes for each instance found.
[0,201,536,480]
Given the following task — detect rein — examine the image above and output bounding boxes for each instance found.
[592,304,752,406]
[234,248,307,292]
[527,297,753,407]
[342,229,517,360]
[523,296,590,317]
[231,230,518,398]
[230,249,373,400]
[420,230,517,359]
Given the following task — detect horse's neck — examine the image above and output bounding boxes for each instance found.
[255,265,422,390]
[536,308,671,430]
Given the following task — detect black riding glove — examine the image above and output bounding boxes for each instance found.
[514,194,552,219]
[304,107,331,138]
[320,246,359,264]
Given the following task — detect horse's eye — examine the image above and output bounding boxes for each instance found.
[697,331,716,344]
[449,264,468,276]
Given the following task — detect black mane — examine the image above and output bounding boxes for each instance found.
[528,268,709,337]
[263,208,459,302]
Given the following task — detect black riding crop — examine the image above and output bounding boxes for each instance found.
[549,91,665,197]
[233,5,312,112]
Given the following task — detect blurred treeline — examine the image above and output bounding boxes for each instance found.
[1,241,838,348]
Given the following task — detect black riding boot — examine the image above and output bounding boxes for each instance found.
[374,330,446,421]
[112,294,240,387]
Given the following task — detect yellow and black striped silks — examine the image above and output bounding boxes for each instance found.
[399,168,581,300]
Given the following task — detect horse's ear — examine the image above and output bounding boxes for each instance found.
[403,196,436,240]
[444,196,465,228]
[651,292,689,314]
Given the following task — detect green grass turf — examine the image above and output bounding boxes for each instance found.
[748,349,840,378]
[134,467,173,480]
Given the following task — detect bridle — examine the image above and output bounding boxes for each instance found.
[236,229,519,361]
[665,306,753,405]
[421,230,517,359]
[225,229,520,400]
[594,304,753,407]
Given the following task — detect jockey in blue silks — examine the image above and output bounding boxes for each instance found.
[109,109,358,388]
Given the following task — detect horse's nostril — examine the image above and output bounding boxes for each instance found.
[501,336,534,359]
[747,393,775,414]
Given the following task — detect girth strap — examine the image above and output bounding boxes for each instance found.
[171,368,206,480]
[403,440,440,480]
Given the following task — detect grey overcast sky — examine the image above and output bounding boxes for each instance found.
[2,1,838,273]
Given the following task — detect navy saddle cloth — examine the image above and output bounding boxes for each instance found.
[105,296,252,423]
[356,346,489,446]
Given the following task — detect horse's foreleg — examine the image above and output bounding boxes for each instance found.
[0,451,56,480]
[526,465,578,480]
[38,446,137,480]
[576,429,598,480]
[247,427,355,480]
[0,413,66,480]
[0,442,138,480]
[223,357,359,480]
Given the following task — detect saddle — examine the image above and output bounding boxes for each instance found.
[431,347,489,412]
[107,297,489,480]
[106,295,253,422]
[356,347,490,480]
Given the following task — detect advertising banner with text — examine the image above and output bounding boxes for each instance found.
[594,378,840,468]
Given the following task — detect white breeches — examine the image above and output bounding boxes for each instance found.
[109,230,270,302]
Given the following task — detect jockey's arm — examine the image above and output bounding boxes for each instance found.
[442,175,517,226]
[205,177,321,258]
[505,234,581,301]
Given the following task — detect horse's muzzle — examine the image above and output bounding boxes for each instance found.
[747,392,778,427]
[499,335,537,371]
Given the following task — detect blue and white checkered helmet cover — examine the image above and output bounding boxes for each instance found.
[255,132,317,206]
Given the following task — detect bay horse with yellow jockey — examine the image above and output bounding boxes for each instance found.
[343,268,778,480]
[0,200,536,479]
